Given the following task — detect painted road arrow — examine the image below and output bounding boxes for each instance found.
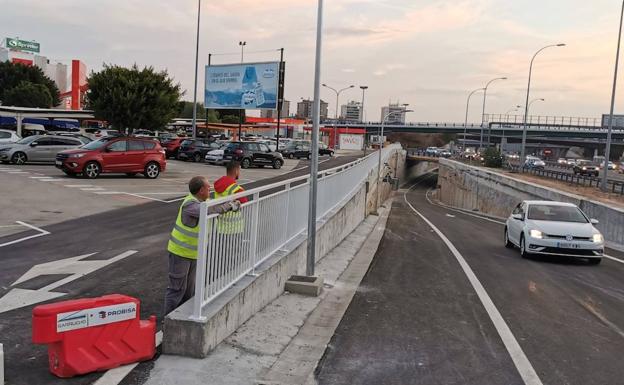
[0,250,137,314]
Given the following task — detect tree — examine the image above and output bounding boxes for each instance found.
[87,64,183,134]
[3,81,53,108]
[0,61,60,107]
[221,114,241,124]
[483,147,504,168]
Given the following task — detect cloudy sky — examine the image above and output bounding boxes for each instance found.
[2,0,623,122]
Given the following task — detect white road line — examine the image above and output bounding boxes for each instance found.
[92,331,163,385]
[39,178,64,182]
[604,254,624,264]
[29,176,53,179]
[404,185,543,385]
[81,187,106,191]
[425,188,506,225]
[64,184,93,187]
[94,191,124,195]
[0,221,51,248]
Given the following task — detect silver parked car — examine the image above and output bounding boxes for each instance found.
[0,135,84,164]
[0,129,21,144]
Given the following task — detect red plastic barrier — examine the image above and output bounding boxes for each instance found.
[32,294,156,378]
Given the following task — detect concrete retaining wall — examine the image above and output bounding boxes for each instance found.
[438,159,624,248]
[163,148,404,358]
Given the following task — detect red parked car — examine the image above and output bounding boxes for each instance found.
[55,137,166,179]
[161,137,184,159]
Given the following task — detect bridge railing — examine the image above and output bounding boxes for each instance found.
[189,144,401,320]
[485,114,601,127]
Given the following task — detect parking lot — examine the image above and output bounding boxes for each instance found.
[0,158,306,240]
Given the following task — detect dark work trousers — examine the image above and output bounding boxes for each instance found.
[163,253,197,316]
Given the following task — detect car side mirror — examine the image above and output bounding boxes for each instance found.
[512,213,523,221]
[590,218,599,225]
[104,147,111,152]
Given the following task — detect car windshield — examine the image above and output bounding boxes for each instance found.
[527,204,588,223]
[81,138,111,150]
[16,136,38,144]
[181,139,194,146]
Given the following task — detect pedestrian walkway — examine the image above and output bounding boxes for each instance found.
[142,205,391,385]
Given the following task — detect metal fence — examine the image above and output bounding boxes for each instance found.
[190,144,400,319]
[506,163,624,195]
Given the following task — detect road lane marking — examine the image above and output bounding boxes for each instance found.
[425,188,506,225]
[81,187,106,191]
[604,255,624,264]
[0,250,138,313]
[404,184,543,385]
[92,330,163,385]
[0,221,50,248]
[29,176,53,179]
[64,184,93,187]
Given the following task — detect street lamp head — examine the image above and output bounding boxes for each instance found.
[557,43,566,47]
[349,85,355,88]
[405,109,414,113]
[322,83,327,87]
[360,85,368,90]
[501,77,508,80]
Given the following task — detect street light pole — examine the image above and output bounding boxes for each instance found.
[238,41,246,140]
[191,0,201,139]
[322,84,354,149]
[375,108,412,213]
[305,0,324,277]
[463,88,484,152]
[481,77,507,149]
[602,1,624,191]
[520,43,565,166]
[360,86,368,154]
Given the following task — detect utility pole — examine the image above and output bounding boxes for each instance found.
[238,41,246,140]
[191,0,201,139]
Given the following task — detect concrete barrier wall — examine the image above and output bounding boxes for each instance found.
[164,148,404,358]
[438,159,624,249]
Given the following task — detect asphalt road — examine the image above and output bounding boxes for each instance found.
[316,172,624,385]
[0,154,361,385]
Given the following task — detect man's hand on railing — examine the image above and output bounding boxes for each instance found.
[229,200,241,212]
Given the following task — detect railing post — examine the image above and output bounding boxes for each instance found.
[190,202,209,321]
[248,192,261,275]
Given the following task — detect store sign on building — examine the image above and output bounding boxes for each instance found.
[6,37,40,53]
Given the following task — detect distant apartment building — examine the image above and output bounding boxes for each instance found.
[296,98,329,121]
[340,101,362,122]
[381,102,408,124]
[261,100,290,119]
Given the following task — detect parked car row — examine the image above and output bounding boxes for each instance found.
[280,141,334,159]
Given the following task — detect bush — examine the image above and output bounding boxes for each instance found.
[483,147,504,168]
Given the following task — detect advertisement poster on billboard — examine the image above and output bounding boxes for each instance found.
[339,134,364,150]
[205,62,279,110]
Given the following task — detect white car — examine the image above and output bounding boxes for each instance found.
[205,148,225,165]
[504,200,604,264]
[0,129,20,144]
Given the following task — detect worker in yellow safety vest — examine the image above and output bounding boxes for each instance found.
[164,176,240,315]
[213,161,247,234]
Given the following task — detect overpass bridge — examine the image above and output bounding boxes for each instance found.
[324,114,624,146]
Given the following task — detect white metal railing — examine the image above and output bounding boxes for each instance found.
[190,144,401,320]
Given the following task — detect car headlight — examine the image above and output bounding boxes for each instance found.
[529,229,543,239]
[593,234,604,243]
[0,148,10,152]
[582,167,587,170]
[68,153,85,158]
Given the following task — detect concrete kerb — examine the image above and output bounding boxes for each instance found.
[437,159,624,249]
[163,183,370,358]
[262,200,393,385]
[1,343,4,385]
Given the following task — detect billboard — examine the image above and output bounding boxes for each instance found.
[6,37,40,53]
[340,134,364,150]
[602,114,624,128]
[205,62,279,109]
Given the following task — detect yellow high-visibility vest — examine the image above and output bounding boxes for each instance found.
[167,194,200,259]
[215,183,244,234]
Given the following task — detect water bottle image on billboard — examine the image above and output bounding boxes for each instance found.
[205,62,279,110]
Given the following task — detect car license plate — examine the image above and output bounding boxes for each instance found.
[55,160,62,166]
[557,242,580,249]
